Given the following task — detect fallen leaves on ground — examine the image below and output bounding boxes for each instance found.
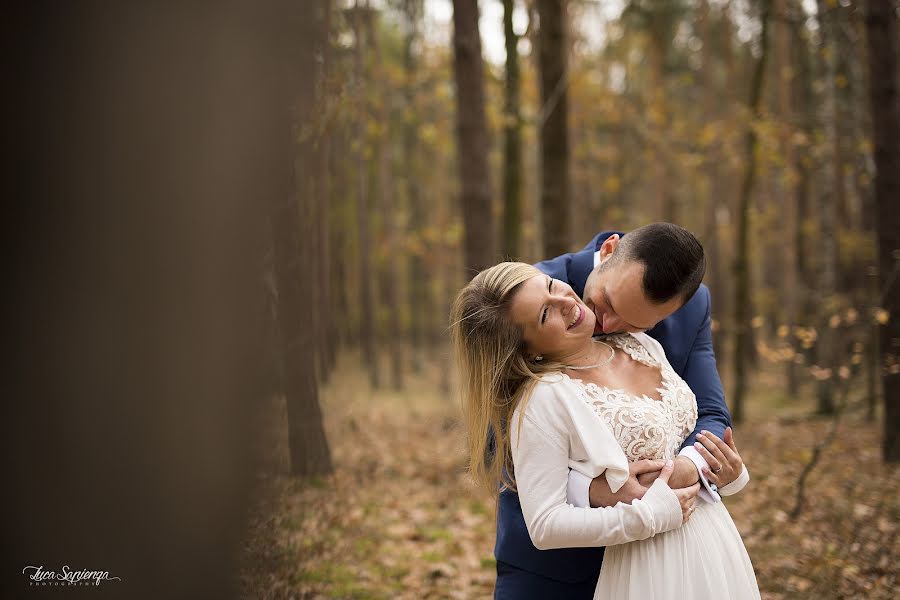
[239,359,899,599]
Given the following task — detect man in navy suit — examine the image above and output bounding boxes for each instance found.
[494,223,735,598]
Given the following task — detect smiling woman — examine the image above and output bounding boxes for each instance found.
[449,259,691,509]
[508,275,602,366]
[451,256,758,600]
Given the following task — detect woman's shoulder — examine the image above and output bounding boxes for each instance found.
[532,372,572,398]
[516,374,583,420]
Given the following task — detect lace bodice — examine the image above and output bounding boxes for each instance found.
[565,334,697,462]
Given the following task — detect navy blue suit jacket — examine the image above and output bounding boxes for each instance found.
[494,231,732,589]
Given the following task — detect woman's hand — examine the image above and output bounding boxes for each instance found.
[694,427,743,487]
[657,459,700,524]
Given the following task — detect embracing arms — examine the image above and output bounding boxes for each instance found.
[510,383,698,550]
[566,286,748,507]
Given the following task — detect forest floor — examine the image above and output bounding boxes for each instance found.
[239,352,900,600]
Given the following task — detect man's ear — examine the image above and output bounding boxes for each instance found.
[599,234,620,261]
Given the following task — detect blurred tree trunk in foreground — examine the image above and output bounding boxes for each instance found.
[731,0,771,423]
[273,0,333,477]
[502,0,523,261]
[866,0,900,462]
[452,0,495,276]
[10,2,279,596]
[537,0,570,258]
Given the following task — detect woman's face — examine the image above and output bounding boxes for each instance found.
[509,274,596,361]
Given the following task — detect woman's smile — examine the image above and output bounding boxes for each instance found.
[567,304,585,330]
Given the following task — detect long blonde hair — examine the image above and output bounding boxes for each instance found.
[450,262,563,495]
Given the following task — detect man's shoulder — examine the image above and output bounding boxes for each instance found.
[646,284,711,363]
[678,283,711,321]
[661,284,710,326]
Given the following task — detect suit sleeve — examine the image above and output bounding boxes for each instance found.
[680,286,731,449]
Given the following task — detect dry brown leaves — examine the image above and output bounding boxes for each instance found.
[239,358,899,599]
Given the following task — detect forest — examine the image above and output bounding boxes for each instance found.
[247,0,899,597]
[6,1,897,599]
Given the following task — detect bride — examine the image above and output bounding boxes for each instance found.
[451,261,759,599]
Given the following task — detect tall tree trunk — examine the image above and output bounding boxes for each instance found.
[452,0,495,275]
[698,0,725,359]
[844,6,879,421]
[815,0,839,414]
[866,0,900,462]
[403,0,427,372]
[775,0,799,396]
[537,0,570,258]
[731,0,771,424]
[351,4,380,388]
[10,4,284,591]
[647,10,677,224]
[273,0,333,477]
[791,6,815,392]
[316,0,335,384]
[502,0,523,260]
[367,8,405,391]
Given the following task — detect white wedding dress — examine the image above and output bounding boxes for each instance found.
[568,334,761,600]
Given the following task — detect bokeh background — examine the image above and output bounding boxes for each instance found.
[7,1,898,599]
[246,0,899,598]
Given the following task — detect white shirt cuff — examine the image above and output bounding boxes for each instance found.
[566,468,593,508]
[678,446,721,503]
[718,464,750,496]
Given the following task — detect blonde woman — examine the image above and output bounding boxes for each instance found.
[451,259,759,599]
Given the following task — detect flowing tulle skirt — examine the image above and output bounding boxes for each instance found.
[595,499,760,600]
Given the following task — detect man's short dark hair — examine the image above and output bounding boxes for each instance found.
[602,222,706,305]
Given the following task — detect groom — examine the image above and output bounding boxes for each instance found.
[494,223,736,598]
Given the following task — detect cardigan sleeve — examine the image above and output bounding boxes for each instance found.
[511,381,683,550]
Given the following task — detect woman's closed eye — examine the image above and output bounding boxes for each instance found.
[540,279,553,324]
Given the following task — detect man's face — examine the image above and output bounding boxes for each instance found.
[583,249,683,335]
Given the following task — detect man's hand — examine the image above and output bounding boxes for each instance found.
[589,459,664,508]
[636,456,700,489]
[695,427,743,487]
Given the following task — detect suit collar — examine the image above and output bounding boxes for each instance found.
[568,249,595,298]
